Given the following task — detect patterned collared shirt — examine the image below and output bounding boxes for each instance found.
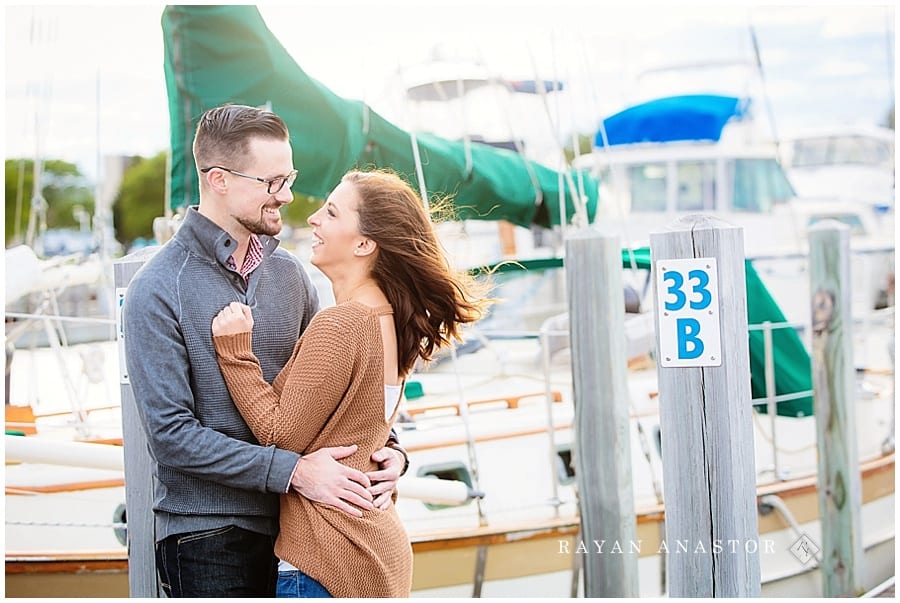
[226,233,264,282]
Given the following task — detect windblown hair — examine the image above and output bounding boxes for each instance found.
[193,104,289,173]
[344,169,492,376]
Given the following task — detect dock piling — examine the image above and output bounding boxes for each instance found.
[565,229,639,597]
[649,215,761,597]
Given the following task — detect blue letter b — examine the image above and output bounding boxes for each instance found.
[676,318,704,359]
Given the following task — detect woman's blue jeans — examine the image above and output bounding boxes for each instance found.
[155,525,277,597]
[276,569,333,598]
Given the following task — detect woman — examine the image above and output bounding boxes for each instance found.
[211,168,490,597]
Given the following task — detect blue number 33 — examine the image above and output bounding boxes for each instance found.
[663,269,712,311]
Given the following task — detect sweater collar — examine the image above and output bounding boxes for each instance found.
[175,206,282,266]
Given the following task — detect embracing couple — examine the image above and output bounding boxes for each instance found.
[124,103,490,597]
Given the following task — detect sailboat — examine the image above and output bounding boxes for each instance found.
[6,5,894,598]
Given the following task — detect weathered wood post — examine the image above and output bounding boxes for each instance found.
[114,247,160,597]
[649,215,761,597]
[808,220,862,597]
[565,229,638,597]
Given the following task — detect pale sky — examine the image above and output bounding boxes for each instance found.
[4,3,896,182]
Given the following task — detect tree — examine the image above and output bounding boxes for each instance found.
[5,159,93,247]
[112,152,166,245]
[284,192,321,226]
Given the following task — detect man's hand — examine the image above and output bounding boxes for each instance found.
[367,446,405,510]
[290,445,373,518]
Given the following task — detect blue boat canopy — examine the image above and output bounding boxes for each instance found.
[595,94,750,147]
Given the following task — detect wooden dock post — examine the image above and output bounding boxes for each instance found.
[565,229,638,597]
[114,247,160,597]
[808,220,863,597]
[649,216,761,597]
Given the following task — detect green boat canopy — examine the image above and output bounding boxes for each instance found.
[162,5,597,229]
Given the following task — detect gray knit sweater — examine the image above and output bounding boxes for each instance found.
[123,207,320,540]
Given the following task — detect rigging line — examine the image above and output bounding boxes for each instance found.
[549,31,568,236]
[591,112,640,273]
[15,160,26,243]
[410,133,429,214]
[570,132,585,210]
[574,32,640,273]
[453,75,474,178]
[885,7,895,115]
[746,13,805,257]
[632,415,664,504]
[525,41,588,233]
[401,61,432,215]
[362,103,370,137]
[358,31,370,138]
[747,19,781,165]
[449,345,487,527]
[550,32,589,230]
[25,9,56,250]
[422,51,476,179]
[539,325,561,516]
[561,37,587,217]
[473,45,543,209]
[569,32,599,209]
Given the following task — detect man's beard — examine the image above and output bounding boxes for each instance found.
[237,206,281,236]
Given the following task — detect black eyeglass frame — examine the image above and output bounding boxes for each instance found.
[200,166,298,194]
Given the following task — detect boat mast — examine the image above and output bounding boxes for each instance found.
[748,20,783,166]
[885,7,895,126]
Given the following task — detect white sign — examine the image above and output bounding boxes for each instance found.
[655,257,722,368]
[116,287,129,384]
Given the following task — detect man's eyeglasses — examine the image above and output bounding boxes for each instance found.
[200,166,298,194]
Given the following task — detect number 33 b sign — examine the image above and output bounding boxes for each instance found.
[655,257,722,368]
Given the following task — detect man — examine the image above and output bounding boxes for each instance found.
[124,104,408,597]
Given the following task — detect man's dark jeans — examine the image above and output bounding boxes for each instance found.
[156,525,277,597]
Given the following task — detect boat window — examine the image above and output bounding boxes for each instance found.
[790,138,829,167]
[730,159,795,212]
[792,136,893,168]
[676,161,716,211]
[628,163,667,212]
[831,136,893,166]
[556,445,576,485]
[416,462,474,511]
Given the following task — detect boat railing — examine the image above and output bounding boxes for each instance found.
[6,311,116,326]
[6,305,118,437]
[471,304,892,490]
[751,319,812,481]
[747,243,895,262]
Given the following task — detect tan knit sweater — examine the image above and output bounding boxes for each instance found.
[213,302,413,598]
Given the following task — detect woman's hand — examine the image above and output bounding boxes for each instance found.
[212,302,254,336]
[366,446,405,509]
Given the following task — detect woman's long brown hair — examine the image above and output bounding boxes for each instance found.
[343,169,492,376]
